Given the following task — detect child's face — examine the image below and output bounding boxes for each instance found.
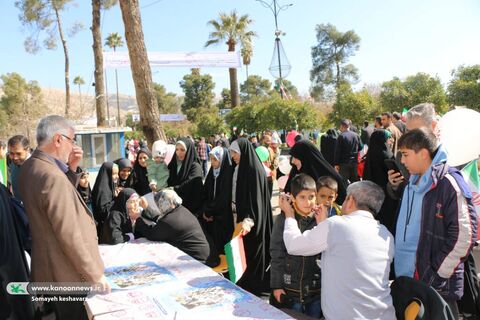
[210,156,221,169]
[400,147,431,175]
[292,189,316,215]
[154,156,164,164]
[112,165,119,184]
[119,168,131,180]
[317,187,337,207]
[79,174,89,188]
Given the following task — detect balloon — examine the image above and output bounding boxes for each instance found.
[164,144,176,165]
[286,130,299,147]
[277,175,289,190]
[439,108,480,166]
[278,155,292,175]
[255,146,270,162]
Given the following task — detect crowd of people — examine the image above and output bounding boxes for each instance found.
[1,102,479,320]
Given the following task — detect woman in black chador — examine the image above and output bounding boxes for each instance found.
[229,138,272,296]
[362,129,398,234]
[286,139,347,203]
[91,161,118,236]
[131,149,151,196]
[101,188,137,245]
[167,138,203,216]
[202,146,234,253]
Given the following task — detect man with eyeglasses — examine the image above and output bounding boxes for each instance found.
[19,115,109,320]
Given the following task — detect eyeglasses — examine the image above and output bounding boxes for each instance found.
[60,134,77,145]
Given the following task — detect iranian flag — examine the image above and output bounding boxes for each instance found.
[224,234,247,283]
[0,157,7,186]
[461,160,480,222]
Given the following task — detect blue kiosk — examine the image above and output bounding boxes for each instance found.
[74,126,132,171]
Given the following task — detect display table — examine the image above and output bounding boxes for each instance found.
[85,238,292,319]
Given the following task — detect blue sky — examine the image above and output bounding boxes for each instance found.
[1,0,480,98]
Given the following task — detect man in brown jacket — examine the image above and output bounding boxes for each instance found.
[19,115,108,320]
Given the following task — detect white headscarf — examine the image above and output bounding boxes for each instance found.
[210,146,224,178]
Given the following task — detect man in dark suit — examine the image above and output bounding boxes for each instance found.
[19,115,109,320]
[360,120,373,146]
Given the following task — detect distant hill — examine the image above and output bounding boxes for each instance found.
[42,87,139,122]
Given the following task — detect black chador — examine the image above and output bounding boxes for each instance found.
[229,138,273,296]
[167,138,203,216]
[202,146,234,253]
[286,139,347,203]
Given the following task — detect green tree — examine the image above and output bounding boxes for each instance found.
[240,75,272,103]
[225,97,320,134]
[194,108,228,138]
[15,0,84,117]
[153,83,182,114]
[380,73,448,114]
[330,85,379,127]
[105,31,124,126]
[119,0,166,145]
[205,10,257,108]
[217,88,231,110]
[447,64,480,112]
[73,76,85,114]
[0,73,46,141]
[310,23,360,101]
[179,69,215,121]
[274,79,299,99]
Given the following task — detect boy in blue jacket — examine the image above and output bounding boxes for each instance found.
[395,128,477,318]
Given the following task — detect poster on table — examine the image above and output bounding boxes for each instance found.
[85,239,292,320]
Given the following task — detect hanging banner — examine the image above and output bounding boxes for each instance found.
[103,51,241,69]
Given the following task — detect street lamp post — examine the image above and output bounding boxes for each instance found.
[255,0,292,98]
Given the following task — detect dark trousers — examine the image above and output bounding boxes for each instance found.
[267,177,273,200]
[339,162,359,184]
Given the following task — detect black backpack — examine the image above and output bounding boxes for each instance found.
[458,252,480,319]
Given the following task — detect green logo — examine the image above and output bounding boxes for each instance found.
[6,282,28,295]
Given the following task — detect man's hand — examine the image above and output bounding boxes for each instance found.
[127,201,141,220]
[273,289,286,303]
[68,145,83,172]
[334,165,340,172]
[313,204,328,224]
[387,170,404,190]
[279,193,294,218]
[94,275,111,294]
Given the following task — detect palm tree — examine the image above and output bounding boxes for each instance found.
[105,32,124,126]
[73,76,85,114]
[241,40,253,79]
[205,11,256,108]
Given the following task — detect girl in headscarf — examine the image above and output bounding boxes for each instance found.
[286,139,347,203]
[167,138,203,216]
[131,148,151,196]
[101,188,137,245]
[363,129,398,234]
[115,158,133,188]
[131,189,213,266]
[91,161,119,237]
[77,171,92,212]
[229,138,272,296]
[202,146,234,253]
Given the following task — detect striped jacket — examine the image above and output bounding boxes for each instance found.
[415,162,477,301]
